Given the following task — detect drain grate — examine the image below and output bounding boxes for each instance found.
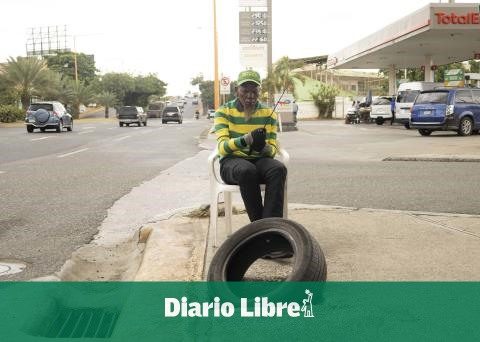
[38,307,119,338]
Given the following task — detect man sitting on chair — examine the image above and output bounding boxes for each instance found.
[213,70,287,222]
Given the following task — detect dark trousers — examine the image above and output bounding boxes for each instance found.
[220,157,287,222]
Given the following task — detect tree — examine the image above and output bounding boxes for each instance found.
[468,60,480,73]
[67,81,95,118]
[44,52,97,84]
[96,91,118,118]
[100,73,135,105]
[263,57,306,102]
[124,74,167,107]
[310,82,340,119]
[0,56,49,110]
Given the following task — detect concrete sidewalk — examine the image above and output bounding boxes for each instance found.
[135,204,480,281]
[133,123,480,282]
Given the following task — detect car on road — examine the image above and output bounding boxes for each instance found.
[25,101,73,133]
[146,102,164,118]
[118,106,147,127]
[410,88,480,136]
[192,98,198,105]
[207,109,215,119]
[162,106,183,124]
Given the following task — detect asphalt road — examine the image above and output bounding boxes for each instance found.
[284,121,480,215]
[0,102,211,280]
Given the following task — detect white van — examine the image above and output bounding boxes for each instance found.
[395,82,442,128]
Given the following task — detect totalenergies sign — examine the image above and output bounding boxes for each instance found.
[434,12,480,25]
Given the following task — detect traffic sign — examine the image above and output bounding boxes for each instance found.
[220,76,231,95]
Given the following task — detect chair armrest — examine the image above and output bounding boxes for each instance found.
[208,148,223,183]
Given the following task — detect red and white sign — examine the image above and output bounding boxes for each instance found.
[220,76,231,95]
[434,12,480,25]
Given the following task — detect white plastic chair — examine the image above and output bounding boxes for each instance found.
[208,146,289,247]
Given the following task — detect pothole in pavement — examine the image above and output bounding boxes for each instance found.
[0,260,26,277]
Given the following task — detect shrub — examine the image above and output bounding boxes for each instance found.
[0,105,24,123]
[310,83,340,119]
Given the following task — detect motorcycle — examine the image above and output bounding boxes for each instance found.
[345,106,360,124]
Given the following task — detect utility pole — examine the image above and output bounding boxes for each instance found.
[213,0,220,109]
[73,36,78,84]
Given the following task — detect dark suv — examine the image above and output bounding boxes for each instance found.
[410,88,480,136]
[25,101,73,133]
[162,106,183,124]
[118,106,147,127]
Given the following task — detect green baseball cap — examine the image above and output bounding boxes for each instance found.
[237,70,261,86]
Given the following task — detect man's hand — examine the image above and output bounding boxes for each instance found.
[250,128,266,152]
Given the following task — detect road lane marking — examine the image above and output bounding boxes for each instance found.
[30,137,51,141]
[82,126,96,130]
[114,135,131,142]
[57,148,89,158]
[0,171,5,174]
[78,130,95,135]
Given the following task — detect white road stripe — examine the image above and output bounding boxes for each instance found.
[0,171,5,174]
[30,137,51,141]
[82,126,96,130]
[114,135,131,142]
[57,148,89,158]
[78,130,95,135]
[108,127,115,130]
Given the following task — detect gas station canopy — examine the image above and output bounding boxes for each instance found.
[328,3,480,70]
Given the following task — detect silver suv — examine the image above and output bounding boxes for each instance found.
[25,101,73,133]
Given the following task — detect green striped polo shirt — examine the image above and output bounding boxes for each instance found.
[214,99,278,159]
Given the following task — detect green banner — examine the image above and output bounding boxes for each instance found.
[1,282,480,341]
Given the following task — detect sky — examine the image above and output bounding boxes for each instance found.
[1,0,478,96]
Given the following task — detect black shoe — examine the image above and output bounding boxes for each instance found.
[262,251,294,259]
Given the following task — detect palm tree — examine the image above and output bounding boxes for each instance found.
[96,91,118,118]
[264,56,306,98]
[68,81,95,119]
[1,57,49,110]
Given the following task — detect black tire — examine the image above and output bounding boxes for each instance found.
[66,120,73,132]
[418,129,432,136]
[458,117,473,136]
[138,122,142,127]
[404,122,411,129]
[162,120,166,124]
[26,125,34,133]
[143,121,147,126]
[178,120,182,124]
[375,117,384,125]
[119,122,123,127]
[207,218,327,282]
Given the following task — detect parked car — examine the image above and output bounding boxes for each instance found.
[118,106,147,127]
[25,101,73,133]
[192,99,198,105]
[207,109,215,119]
[410,88,480,136]
[162,106,183,124]
[395,82,442,128]
[146,102,165,118]
[370,96,393,125]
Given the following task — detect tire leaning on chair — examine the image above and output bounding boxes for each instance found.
[207,217,327,282]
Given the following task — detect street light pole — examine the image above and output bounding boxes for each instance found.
[213,0,220,110]
[73,36,78,84]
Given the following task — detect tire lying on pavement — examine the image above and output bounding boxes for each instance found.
[207,217,327,281]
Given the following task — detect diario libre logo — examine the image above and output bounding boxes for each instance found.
[165,289,314,318]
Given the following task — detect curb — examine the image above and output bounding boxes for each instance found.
[384,155,480,162]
